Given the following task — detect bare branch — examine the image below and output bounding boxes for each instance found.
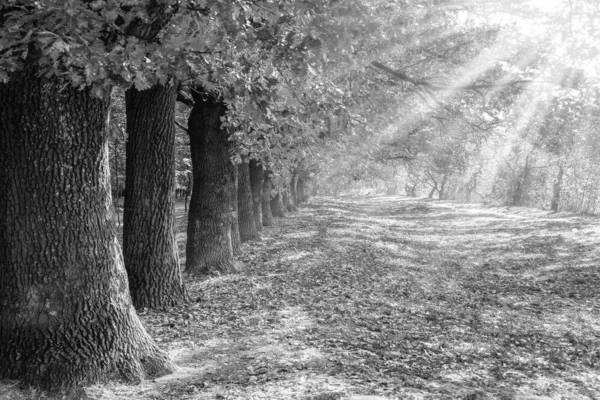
[371,61,534,92]
[175,121,189,134]
[177,90,194,108]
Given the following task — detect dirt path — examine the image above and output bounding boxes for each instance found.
[8,196,599,400]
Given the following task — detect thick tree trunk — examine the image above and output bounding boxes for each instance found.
[230,164,241,254]
[186,89,235,275]
[237,158,259,242]
[262,170,274,226]
[271,188,286,218]
[551,165,564,212]
[124,81,186,309]
[0,65,174,392]
[249,159,264,231]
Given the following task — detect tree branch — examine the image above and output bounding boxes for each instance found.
[175,121,189,134]
[371,61,534,92]
[177,90,194,108]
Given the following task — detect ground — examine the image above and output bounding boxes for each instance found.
[2,195,600,399]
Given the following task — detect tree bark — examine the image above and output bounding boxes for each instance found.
[237,158,259,242]
[262,169,274,226]
[249,159,264,231]
[0,64,174,392]
[271,188,286,218]
[230,164,241,254]
[124,81,187,309]
[186,88,235,275]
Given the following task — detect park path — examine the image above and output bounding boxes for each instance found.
[91,196,600,400]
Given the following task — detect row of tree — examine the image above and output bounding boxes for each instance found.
[2,0,597,394]
[0,0,333,393]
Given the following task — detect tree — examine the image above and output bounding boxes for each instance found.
[249,159,264,231]
[186,88,236,275]
[123,81,187,308]
[0,62,174,392]
[230,165,242,253]
[262,168,274,226]
[122,0,186,309]
[271,188,286,218]
[237,157,260,242]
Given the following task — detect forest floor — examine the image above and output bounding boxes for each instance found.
[3,195,600,400]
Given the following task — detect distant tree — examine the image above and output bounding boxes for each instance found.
[249,159,265,230]
[262,168,275,226]
[230,165,242,254]
[237,157,259,242]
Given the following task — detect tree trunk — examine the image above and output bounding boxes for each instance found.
[262,169,274,226]
[271,188,286,218]
[290,173,299,205]
[428,184,438,199]
[439,175,448,200]
[230,163,241,254]
[551,165,564,212]
[513,155,531,206]
[297,178,306,203]
[237,158,259,242]
[283,189,297,212]
[249,159,264,231]
[186,89,235,275]
[0,64,174,392]
[123,81,187,309]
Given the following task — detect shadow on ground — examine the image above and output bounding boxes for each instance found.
[2,195,599,400]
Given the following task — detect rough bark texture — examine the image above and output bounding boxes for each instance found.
[249,159,264,231]
[124,81,186,309]
[0,64,174,392]
[237,159,259,242]
[271,189,286,218]
[262,170,274,226]
[230,164,242,254]
[186,89,235,275]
